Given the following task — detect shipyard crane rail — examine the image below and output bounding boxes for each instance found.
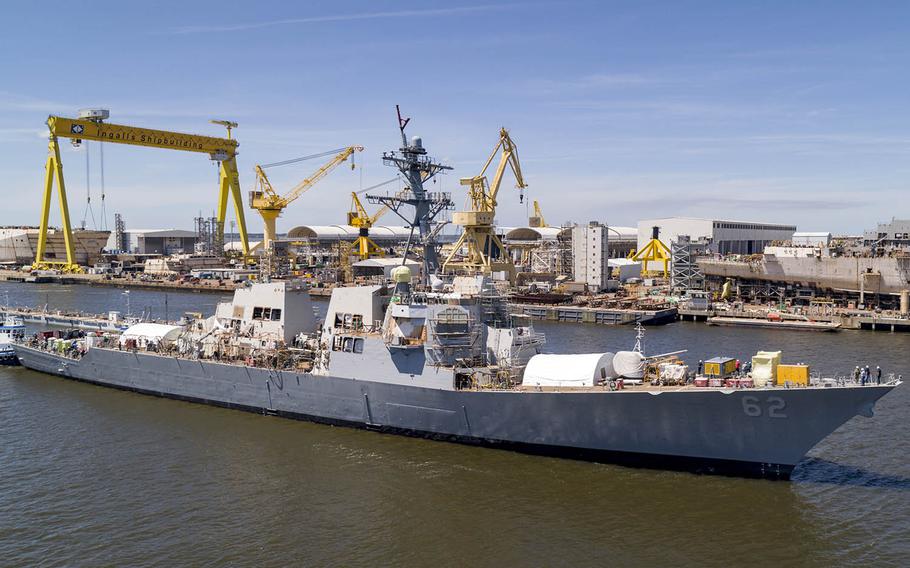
[34,111,250,271]
[250,146,363,250]
[442,127,527,281]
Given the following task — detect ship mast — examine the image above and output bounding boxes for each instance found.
[368,106,453,282]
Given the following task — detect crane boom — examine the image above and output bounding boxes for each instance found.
[461,128,527,214]
[530,199,547,228]
[48,116,238,158]
[35,113,249,271]
[443,127,527,282]
[279,146,363,207]
[250,145,364,250]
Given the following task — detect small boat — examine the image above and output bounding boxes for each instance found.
[706,316,841,332]
[0,315,26,365]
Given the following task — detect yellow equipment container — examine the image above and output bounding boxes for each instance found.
[776,364,810,386]
[704,357,737,377]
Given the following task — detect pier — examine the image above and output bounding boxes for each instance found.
[678,307,910,332]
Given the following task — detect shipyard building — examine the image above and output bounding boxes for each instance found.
[106,229,198,255]
[638,217,797,255]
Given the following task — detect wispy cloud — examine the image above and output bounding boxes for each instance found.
[165,5,518,35]
[0,91,74,113]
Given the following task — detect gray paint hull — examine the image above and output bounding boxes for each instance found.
[14,345,895,479]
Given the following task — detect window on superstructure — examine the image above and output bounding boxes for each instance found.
[252,307,263,320]
[354,338,364,353]
[262,308,271,320]
[351,314,363,329]
[271,308,282,321]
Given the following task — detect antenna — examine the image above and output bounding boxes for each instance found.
[395,105,410,147]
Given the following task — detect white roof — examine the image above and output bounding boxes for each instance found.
[128,229,197,238]
[606,226,638,240]
[352,257,420,268]
[286,225,412,240]
[793,231,831,237]
[502,227,564,241]
[223,240,262,252]
[119,323,183,343]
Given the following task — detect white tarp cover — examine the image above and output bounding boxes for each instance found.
[119,323,183,346]
[522,353,616,387]
[613,351,645,378]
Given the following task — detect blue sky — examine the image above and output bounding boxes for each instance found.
[1,0,908,235]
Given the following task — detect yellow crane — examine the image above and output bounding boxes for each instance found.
[346,176,402,261]
[249,146,363,250]
[348,193,390,261]
[34,111,250,271]
[443,128,527,281]
[529,199,547,227]
[631,226,671,277]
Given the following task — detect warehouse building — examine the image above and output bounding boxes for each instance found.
[106,229,198,255]
[637,217,796,255]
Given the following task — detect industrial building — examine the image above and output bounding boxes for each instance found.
[638,217,797,255]
[284,225,413,245]
[572,222,611,291]
[106,229,198,255]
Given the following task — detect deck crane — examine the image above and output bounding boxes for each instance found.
[249,146,363,251]
[33,110,250,271]
[529,199,547,228]
[442,127,527,282]
[347,176,400,260]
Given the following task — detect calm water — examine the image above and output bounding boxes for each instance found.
[1,282,908,567]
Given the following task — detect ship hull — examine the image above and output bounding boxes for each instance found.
[13,345,896,479]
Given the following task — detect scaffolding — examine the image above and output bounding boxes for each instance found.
[671,235,710,292]
[194,215,224,256]
[112,213,126,252]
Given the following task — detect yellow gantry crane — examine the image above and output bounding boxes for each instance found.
[631,226,672,277]
[443,127,527,281]
[249,146,363,251]
[34,110,250,271]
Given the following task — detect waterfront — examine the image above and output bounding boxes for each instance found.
[1,282,908,566]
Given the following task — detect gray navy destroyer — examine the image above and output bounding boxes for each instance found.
[12,116,901,480]
[13,271,901,480]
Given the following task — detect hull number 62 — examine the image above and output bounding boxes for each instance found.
[742,395,787,418]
